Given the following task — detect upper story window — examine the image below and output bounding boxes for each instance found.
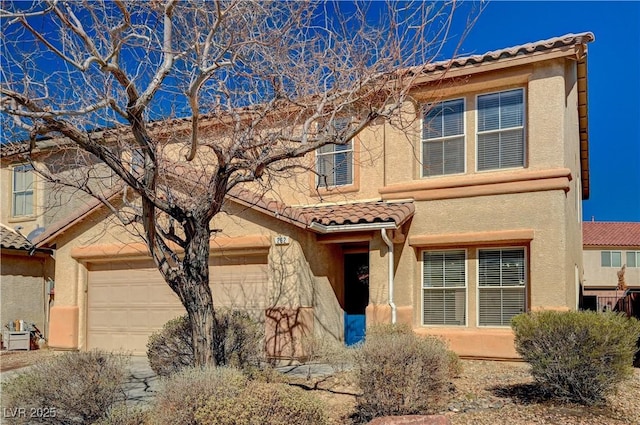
[601,251,622,267]
[422,99,465,177]
[478,247,526,326]
[477,88,525,171]
[627,251,640,268]
[11,164,35,217]
[316,141,354,188]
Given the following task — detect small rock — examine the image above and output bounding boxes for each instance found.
[367,415,451,425]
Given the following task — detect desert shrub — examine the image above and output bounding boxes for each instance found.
[147,310,263,376]
[149,366,247,425]
[195,381,329,425]
[302,332,357,372]
[353,323,453,421]
[447,349,463,378]
[92,406,148,425]
[1,350,129,425]
[512,310,640,405]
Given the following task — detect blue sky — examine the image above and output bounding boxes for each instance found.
[449,1,640,222]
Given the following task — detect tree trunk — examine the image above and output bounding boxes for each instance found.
[180,220,217,367]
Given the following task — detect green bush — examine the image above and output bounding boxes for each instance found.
[146,310,263,376]
[512,310,640,405]
[149,366,247,425]
[1,350,129,425]
[195,381,329,425]
[353,323,453,421]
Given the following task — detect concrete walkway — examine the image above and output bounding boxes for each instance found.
[122,356,161,406]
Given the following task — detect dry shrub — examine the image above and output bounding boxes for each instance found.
[1,350,129,425]
[354,323,453,421]
[93,406,148,425]
[512,310,640,405]
[302,332,357,372]
[149,366,247,425]
[146,310,263,376]
[194,381,329,425]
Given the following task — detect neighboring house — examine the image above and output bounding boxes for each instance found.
[0,223,54,342]
[582,221,640,313]
[0,32,593,359]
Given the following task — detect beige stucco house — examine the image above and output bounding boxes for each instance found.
[582,221,640,312]
[0,32,594,359]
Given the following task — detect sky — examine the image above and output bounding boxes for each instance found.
[447,1,640,222]
[2,1,638,222]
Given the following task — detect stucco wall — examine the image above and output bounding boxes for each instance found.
[49,196,346,351]
[0,156,106,238]
[583,248,640,288]
[40,54,586,360]
[0,250,52,337]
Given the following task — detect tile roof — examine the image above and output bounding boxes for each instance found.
[228,188,414,231]
[302,201,415,227]
[419,32,594,73]
[0,223,33,250]
[583,222,640,247]
[2,32,594,160]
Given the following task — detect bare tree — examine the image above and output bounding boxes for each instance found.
[1,0,479,366]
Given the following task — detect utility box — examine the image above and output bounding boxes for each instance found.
[2,331,31,351]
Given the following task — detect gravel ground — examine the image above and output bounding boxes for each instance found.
[0,349,54,372]
[445,360,640,425]
[2,350,639,424]
[287,360,640,425]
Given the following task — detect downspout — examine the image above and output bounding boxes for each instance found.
[380,229,396,324]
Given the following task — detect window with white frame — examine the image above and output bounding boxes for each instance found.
[316,140,354,188]
[477,88,525,171]
[478,248,526,326]
[601,251,622,267]
[422,250,466,326]
[625,251,639,268]
[422,99,465,177]
[12,164,34,217]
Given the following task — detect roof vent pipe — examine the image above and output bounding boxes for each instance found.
[381,228,397,324]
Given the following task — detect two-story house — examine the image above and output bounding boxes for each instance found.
[582,221,640,313]
[1,32,593,359]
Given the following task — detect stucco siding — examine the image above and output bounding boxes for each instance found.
[0,251,50,336]
[583,248,640,288]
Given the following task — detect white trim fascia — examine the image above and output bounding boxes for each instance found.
[309,221,397,234]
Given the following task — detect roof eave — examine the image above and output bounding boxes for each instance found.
[577,55,590,200]
[309,221,398,234]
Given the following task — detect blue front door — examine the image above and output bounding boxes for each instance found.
[344,312,366,346]
[344,253,369,346]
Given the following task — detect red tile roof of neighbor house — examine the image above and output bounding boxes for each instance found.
[583,222,640,247]
[0,223,33,250]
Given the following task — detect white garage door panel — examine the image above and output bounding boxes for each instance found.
[87,256,267,355]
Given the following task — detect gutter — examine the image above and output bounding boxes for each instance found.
[308,221,397,233]
[380,229,397,324]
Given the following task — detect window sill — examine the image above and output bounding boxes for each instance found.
[313,183,359,196]
[7,216,37,224]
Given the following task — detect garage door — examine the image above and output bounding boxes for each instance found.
[87,255,268,354]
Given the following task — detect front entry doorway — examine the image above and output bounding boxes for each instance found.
[344,253,369,345]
